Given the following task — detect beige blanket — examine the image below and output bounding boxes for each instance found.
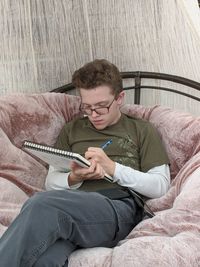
[0,93,199,266]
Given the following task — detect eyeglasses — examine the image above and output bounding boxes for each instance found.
[80,98,116,115]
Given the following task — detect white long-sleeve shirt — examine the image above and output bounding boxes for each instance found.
[45,163,170,199]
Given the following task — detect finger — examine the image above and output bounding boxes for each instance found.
[87,147,103,154]
[80,163,96,176]
[93,164,105,179]
[70,161,81,169]
[87,147,99,151]
[85,151,93,160]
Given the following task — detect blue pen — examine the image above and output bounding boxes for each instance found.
[101,139,112,150]
[100,139,113,183]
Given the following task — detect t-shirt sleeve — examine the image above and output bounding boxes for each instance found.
[138,122,169,172]
[54,123,71,151]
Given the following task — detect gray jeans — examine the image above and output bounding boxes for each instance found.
[0,189,142,267]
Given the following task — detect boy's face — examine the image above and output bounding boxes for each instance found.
[80,85,124,130]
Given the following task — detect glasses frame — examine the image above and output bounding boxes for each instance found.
[80,97,116,116]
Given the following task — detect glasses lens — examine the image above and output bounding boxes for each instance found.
[80,107,109,115]
[80,97,115,115]
[95,107,109,115]
[80,108,91,115]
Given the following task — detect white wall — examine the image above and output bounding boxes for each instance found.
[0,0,199,115]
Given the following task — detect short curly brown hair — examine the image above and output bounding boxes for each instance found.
[72,59,123,96]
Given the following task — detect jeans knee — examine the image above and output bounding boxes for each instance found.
[21,191,52,214]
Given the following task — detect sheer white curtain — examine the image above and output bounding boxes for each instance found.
[0,0,199,114]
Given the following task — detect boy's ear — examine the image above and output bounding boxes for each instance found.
[117,91,125,105]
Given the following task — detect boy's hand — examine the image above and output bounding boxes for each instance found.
[85,147,115,177]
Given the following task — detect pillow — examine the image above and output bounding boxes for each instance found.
[0,93,81,196]
[0,93,81,147]
[148,106,200,178]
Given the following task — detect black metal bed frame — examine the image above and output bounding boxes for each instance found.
[51,71,200,105]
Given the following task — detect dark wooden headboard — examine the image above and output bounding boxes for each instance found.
[51,71,200,104]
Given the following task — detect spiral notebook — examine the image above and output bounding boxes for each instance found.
[23,141,113,182]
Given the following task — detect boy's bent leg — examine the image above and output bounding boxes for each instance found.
[0,189,141,267]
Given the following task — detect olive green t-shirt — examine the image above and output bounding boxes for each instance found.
[55,113,169,191]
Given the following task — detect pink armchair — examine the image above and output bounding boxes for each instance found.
[0,92,200,266]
